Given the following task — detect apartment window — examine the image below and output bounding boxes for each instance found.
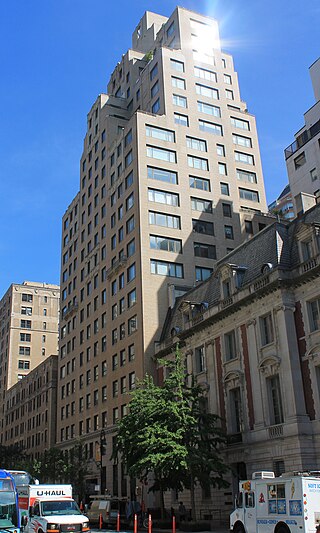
[152,99,160,113]
[224,74,232,85]
[267,375,284,425]
[174,113,189,126]
[147,146,176,163]
[222,203,232,217]
[260,313,274,345]
[128,315,137,334]
[19,346,31,356]
[311,168,318,181]
[173,94,187,108]
[148,188,179,206]
[150,235,182,253]
[237,169,257,184]
[112,329,118,345]
[230,387,242,433]
[197,101,220,117]
[245,220,253,234]
[189,175,210,191]
[199,120,222,136]
[120,349,126,366]
[127,239,135,257]
[196,84,218,100]
[102,360,107,376]
[186,136,207,152]
[171,76,185,89]
[218,163,227,175]
[239,188,259,202]
[125,150,133,167]
[194,66,217,82]
[195,346,206,373]
[146,125,175,143]
[18,360,30,370]
[126,215,135,234]
[150,64,158,81]
[195,266,213,282]
[20,320,31,329]
[113,407,119,424]
[129,372,136,390]
[308,298,320,332]
[21,306,32,316]
[216,144,225,157]
[125,170,133,189]
[127,289,137,308]
[235,151,254,165]
[22,293,33,302]
[112,354,118,370]
[192,219,214,235]
[191,197,212,213]
[231,117,250,131]
[224,330,237,361]
[151,81,159,98]
[194,241,216,260]
[294,152,306,169]
[149,211,180,229]
[126,192,134,211]
[20,333,31,342]
[225,89,234,100]
[150,259,183,278]
[113,380,119,398]
[188,155,209,171]
[233,134,252,148]
[128,344,135,361]
[224,225,234,239]
[127,263,136,283]
[120,376,127,394]
[148,166,177,184]
[170,59,184,72]
[119,273,125,289]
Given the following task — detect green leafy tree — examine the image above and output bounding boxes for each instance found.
[114,346,229,519]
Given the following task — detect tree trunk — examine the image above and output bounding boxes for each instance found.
[190,473,196,521]
[160,483,165,519]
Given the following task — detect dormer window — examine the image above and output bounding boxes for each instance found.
[301,239,313,261]
[222,279,231,298]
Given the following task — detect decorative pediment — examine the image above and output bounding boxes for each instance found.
[224,369,244,390]
[259,354,281,376]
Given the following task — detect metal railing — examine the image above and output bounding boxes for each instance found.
[285,118,320,159]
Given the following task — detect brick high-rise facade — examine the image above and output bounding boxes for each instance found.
[58,7,272,498]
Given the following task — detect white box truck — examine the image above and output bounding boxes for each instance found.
[25,484,90,533]
[230,471,320,533]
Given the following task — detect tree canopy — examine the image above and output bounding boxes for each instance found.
[114,346,229,518]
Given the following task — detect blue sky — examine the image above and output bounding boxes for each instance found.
[0,0,319,297]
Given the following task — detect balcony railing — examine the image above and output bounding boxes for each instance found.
[107,256,128,279]
[268,424,283,439]
[301,256,318,274]
[285,118,320,159]
[227,432,243,445]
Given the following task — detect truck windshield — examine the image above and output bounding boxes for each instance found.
[0,488,18,528]
[41,501,82,516]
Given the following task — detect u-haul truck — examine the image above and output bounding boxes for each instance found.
[25,484,90,533]
[230,471,320,533]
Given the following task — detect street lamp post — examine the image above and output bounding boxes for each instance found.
[100,429,106,494]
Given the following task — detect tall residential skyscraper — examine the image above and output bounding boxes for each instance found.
[285,57,320,215]
[0,281,59,445]
[58,7,269,496]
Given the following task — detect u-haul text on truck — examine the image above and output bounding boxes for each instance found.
[230,471,320,533]
[25,484,90,533]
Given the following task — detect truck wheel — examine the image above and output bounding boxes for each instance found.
[234,525,245,533]
[276,528,290,533]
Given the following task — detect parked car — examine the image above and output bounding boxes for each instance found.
[86,496,128,527]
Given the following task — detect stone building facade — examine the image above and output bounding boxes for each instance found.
[156,202,320,520]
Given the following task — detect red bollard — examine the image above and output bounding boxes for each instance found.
[134,513,138,533]
[148,514,152,533]
[99,513,103,530]
[172,515,176,533]
[117,512,120,532]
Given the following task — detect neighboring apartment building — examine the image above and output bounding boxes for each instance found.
[155,200,320,520]
[58,6,272,497]
[268,183,295,220]
[4,355,58,457]
[285,57,320,214]
[0,281,59,445]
